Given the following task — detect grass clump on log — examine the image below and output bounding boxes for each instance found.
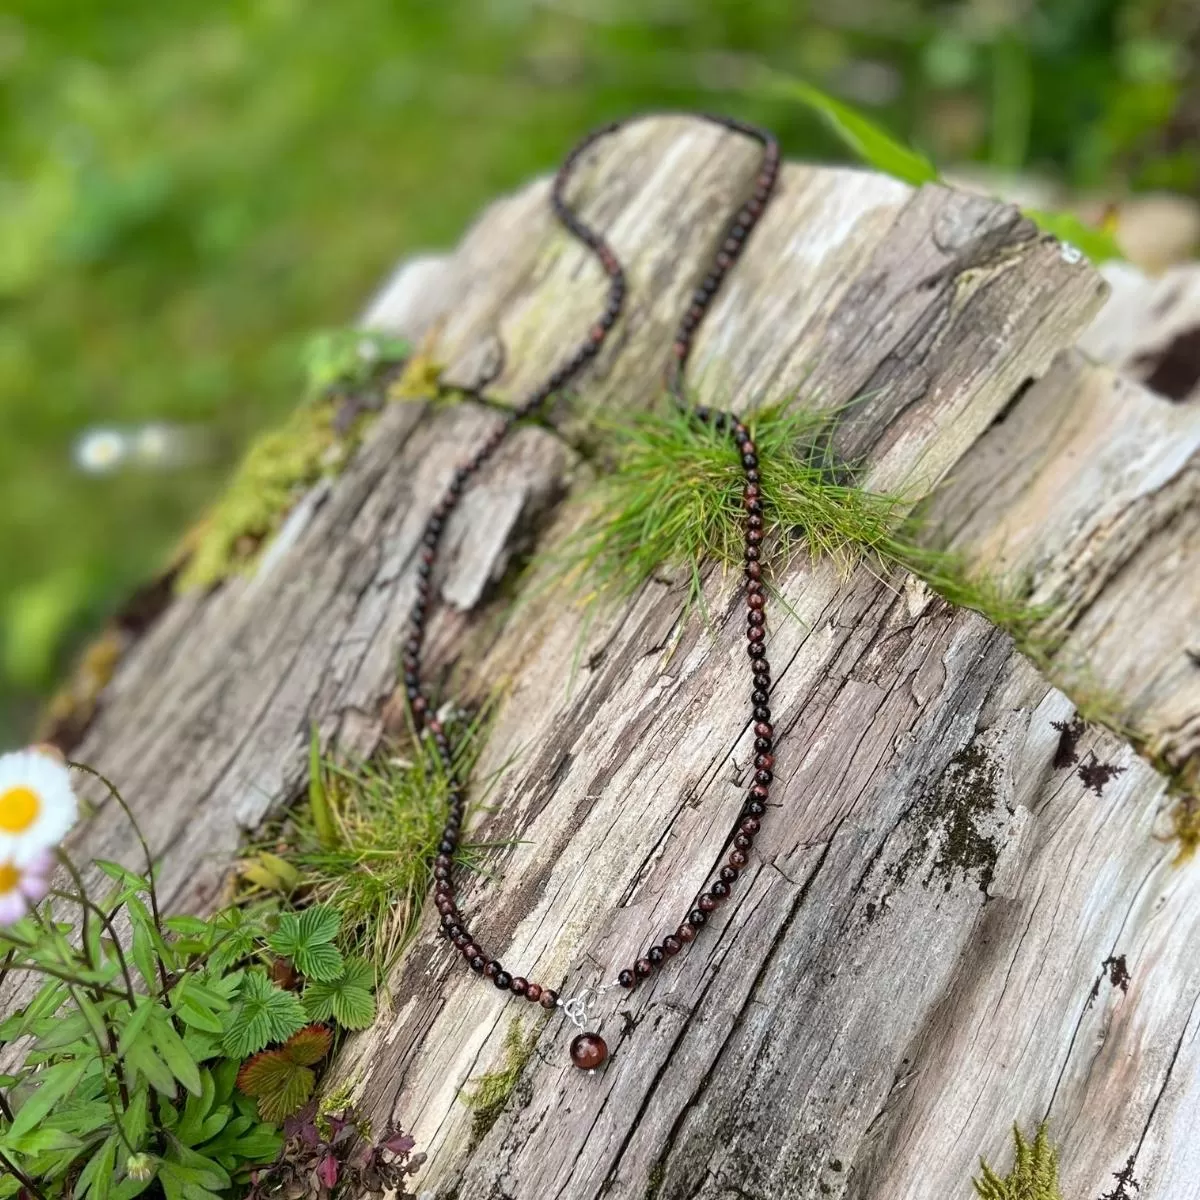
[550,400,1042,640]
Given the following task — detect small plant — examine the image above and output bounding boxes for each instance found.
[0,751,383,1199]
[246,1102,423,1198]
[549,400,1040,639]
[300,330,411,399]
[241,708,496,976]
[974,1124,1064,1200]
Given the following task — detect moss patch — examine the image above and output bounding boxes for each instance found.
[178,330,410,592]
[890,741,1008,896]
[460,1017,539,1142]
[974,1124,1064,1200]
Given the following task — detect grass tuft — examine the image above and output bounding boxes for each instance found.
[242,704,495,976]
[973,1124,1064,1200]
[547,400,1043,640]
[460,1017,539,1141]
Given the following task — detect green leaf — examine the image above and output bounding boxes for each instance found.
[761,69,939,185]
[150,1011,202,1096]
[128,897,168,989]
[75,1132,119,1200]
[118,995,158,1056]
[1,1126,82,1155]
[125,1039,177,1098]
[308,724,339,850]
[121,1083,151,1148]
[294,939,343,983]
[163,916,211,937]
[297,904,341,947]
[94,860,150,893]
[8,1057,88,1140]
[220,971,306,1058]
[301,957,376,1030]
[1025,207,1124,264]
[172,980,225,1035]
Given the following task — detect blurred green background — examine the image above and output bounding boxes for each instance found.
[1,0,1195,740]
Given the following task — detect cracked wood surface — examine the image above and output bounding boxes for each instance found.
[30,117,1200,1198]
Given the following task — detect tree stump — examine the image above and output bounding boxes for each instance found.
[46,117,1200,1198]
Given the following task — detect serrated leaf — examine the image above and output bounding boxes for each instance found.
[293,938,343,982]
[302,957,375,1030]
[221,971,306,1058]
[282,1023,332,1066]
[235,1052,316,1123]
[297,904,341,946]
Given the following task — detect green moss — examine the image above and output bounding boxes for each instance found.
[177,329,409,593]
[644,1157,667,1200]
[974,1125,1064,1200]
[460,1017,538,1141]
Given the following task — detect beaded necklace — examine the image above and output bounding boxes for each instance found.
[405,114,781,1071]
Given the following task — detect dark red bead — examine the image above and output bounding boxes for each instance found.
[678,923,696,943]
[729,849,748,868]
[525,983,543,1003]
[540,989,559,1010]
[698,894,717,914]
[741,817,761,835]
[635,957,653,978]
[734,833,753,851]
[511,977,528,996]
[748,593,765,610]
[570,1032,608,1071]
[751,784,770,801]
[748,626,765,643]
[755,722,773,739]
[663,935,682,956]
[755,753,774,770]
[484,960,501,979]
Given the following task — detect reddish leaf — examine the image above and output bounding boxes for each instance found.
[282,1023,332,1066]
[316,1153,339,1188]
[382,1130,416,1157]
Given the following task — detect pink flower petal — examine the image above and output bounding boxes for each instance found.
[18,872,48,903]
[0,891,28,925]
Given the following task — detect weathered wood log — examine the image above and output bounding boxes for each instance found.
[25,117,1200,1198]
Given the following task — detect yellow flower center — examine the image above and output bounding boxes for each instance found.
[0,786,40,834]
[0,863,20,893]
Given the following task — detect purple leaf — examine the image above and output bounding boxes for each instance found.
[382,1130,416,1157]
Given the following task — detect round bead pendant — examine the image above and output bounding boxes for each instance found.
[570,1032,608,1071]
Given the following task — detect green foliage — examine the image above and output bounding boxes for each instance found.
[460,1018,538,1141]
[301,330,409,398]
[244,706,496,975]
[301,959,376,1031]
[0,794,384,1196]
[974,1124,1064,1200]
[760,69,939,185]
[267,906,344,983]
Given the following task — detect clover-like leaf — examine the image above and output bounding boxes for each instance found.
[302,958,376,1030]
[221,971,307,1059]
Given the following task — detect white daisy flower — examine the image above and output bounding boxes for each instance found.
[0,748,78,861]
[0,849,53,926]
[73,428,128,475]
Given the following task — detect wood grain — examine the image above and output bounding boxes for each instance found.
[19,117,1200,1199]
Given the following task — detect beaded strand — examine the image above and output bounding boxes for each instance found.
[404,113,781,1066]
